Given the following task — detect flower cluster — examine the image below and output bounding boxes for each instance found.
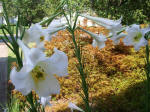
[79,14,150,51]
[10,22,68,107]
[23,22,66,50]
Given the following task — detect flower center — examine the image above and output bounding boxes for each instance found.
[31,66,47,83]
[133,32,142,42]
[40,36,45,42]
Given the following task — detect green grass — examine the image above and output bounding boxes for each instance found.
[5,95,21,112]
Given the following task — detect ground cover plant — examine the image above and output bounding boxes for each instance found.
[0,0,150,112]
[7,26,149,112]
[44,26,147,112]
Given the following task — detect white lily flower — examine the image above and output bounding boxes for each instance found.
[10,39,68,97]
[123,24,150,51]
[80,14,122,35]
[46,25,67,37]
[92,33,107,49]
[68,102,84,112]
[48,19,67,29]
[23,24,47,44]
[23,23,66,49]
[79,27,107,49]
[39,96,52,107]
[47,18,67,37]
[111,33,127,45]
[22,24,49,50]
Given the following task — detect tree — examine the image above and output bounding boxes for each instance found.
[4,0,50,26]
[90,0,150,24]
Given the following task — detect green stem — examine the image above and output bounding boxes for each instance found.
[40,12,62,26]
[13,45,23,69]
[70,30,91,112]
[0,36,14,52]
[26,92,37,112]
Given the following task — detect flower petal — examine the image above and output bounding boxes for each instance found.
[80,14,122,29]
[49,26,66,35]
[134,37,148,51]
[23,24,43,44]
[39,96,52,107]
[48,19,66,28]
[123,24,148,51]
[29,48,46,64]
[18,39,46,66]
[22,23,50,49]
[68,102,84,112]
[10,67,33,95]
[111,33,127,45]
[38,48,68,76]
[33,74,60,97]
[92,39,106,49]
[17,39,33,65]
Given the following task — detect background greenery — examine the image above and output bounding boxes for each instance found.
[91,0,150,25]
[4,0,150,25]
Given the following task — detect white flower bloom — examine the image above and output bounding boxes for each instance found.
[23,24,48,46]
[111,33,127,45]
[80,14,122,35]
[46,25,66,37]
[48,19,66,29]
[23,23,66,49]
[10,39,68,97]
[47,18,67,37]
[92,33,107,49]
[39,96,52,107]
[68,102,84,112]
[123,24,150,51]
[79,27,107,49]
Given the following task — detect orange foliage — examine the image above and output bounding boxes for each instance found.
[11,26,146,112]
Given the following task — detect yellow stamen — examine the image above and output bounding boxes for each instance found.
[31,66,47,84]
[40,36,45,42]
[133,32,142,42]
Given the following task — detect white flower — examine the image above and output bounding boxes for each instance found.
[80,14,122,35]
[39,96,51,107]
[23,24,49,48]
[47,18,67,36]
[79,27,107,49]
[47,22,66,37]
[10,39,68,97]
[23,23,66,49]
[123,24,150,51]
[68,102,84,112]
[48,19,66,29]
[92,33,107,49]
[111,33,127,45]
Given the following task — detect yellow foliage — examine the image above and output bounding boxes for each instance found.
[12,26,147,112]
